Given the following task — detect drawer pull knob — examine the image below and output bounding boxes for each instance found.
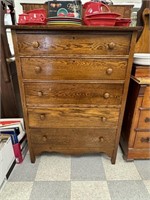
[32,41,40,48]
[38,91,43,97]
[40,114,45,120]
[99,137,104,142]
[103,92,110,99]
[108,42,115,50]
[141,137,150,143]
[106,68,113,75]
[145,117,150,123]
[101,117,107,122]
[35,66,41,73]
[42,136,47,142]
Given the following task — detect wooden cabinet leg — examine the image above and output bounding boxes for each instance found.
[111,156,116,164]
[30,151,36,163]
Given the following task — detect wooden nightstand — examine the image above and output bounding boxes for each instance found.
[120,8,150,160]
[120,66,150,160]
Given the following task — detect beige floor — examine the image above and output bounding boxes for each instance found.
[0,147,150,200]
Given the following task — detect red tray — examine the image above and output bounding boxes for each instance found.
[115,18,131,26]
[85,12,121,19]
[84,17,116,26]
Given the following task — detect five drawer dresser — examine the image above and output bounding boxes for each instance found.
[11,26,139,164]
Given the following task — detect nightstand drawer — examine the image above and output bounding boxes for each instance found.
[17,33,130,55]
[132,65,150,77]
[134,132,150,148]
[21,58,127,80]
[30,128,116,148]
[141,86,150,108]
[137,109,150,130]
[28,107,119,128]
[25,82,123,106]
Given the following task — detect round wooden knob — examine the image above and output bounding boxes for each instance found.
[99,137,104,142]
[38,91,43,97]
[101,117,107,122]
[40,114,45,120]
[106,68,113,75]
[32,41,40,48]
[103,92,110,99]
[42,135,47,142]
[35,66,41,73]
[108,42,115,50]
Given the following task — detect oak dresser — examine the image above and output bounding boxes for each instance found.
[10,25,139,164]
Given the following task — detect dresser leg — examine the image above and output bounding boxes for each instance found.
[111,156,116,164]
[30,152,36,163]
[111,150,117,164]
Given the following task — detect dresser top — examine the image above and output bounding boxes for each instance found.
[7,25,141,32]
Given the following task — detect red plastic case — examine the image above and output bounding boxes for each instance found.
[18,9,47,25]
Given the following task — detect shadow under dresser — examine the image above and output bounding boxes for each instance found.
[9,25,140,164]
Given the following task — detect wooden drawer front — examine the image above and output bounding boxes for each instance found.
[25,83,123,106]
[134,132,150,149]
[30,128,116,148]
[132,66,150,77]
[28,107,119,128]
[138,109,150,130]
[141,86,150,108]
[17,33,130,55]
[21,58,127,80]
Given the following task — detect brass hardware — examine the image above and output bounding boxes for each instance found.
[141,137,150,143]
[145,117,150,123]
[38,91,43,97]
[108,42,115,50]
[106,68,113,75]
[35,66,41,73]
[103,92,110,99]
[32,41,40,48]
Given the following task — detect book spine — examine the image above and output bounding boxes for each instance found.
[12,143,23,164]
[20,137,27,151]
[21,142,28,159]
[0,130,19,144]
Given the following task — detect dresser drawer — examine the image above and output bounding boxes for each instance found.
[28,107,119,128]
[25,82,123,106]
[30,128,116,148]
[141,86,150,108]
[17,33,130,55]
[134,132,150,149]
[137,109,150,130]
[21,58,127,80]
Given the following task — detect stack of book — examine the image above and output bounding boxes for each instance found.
[0,119,28,164]
[0,134,15,187]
